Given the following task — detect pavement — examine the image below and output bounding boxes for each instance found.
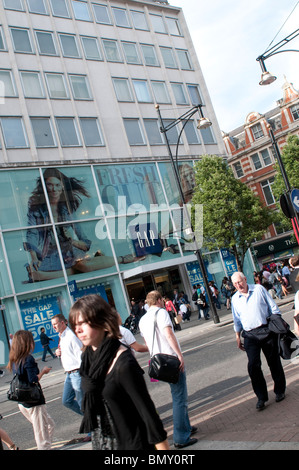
[1,292,298,451]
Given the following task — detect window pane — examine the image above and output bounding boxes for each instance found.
[69,75,92,99]
[49,0,69,17]
[132,80,152,102]
[102,39,121,62]
[261,178,275,205]
[45,73,68,98]
[92,4,111,24]
[176,49,192,69]
[27,0,47,14]
[187,84,203,105]
[0,168,41,229]
[59,34,80,57]
[183,120,200,144]
[140,44,158,66]
[0,28,6,50]
[163,119,179,144]
[160,47,177,68]
[261,148,271,166]
[143,119,163,144]
[56,118,80,146]
[200,126,215,144]
[166,17,181,35]
[150,14,166,33]
[35,31,57,55]
[72,1,91,21]
[0,70,16,96]
[11,28,33,53]
[251,153,262,170]
[131,11,148,30]
[151,81,170,103]
[171,82,188,105]
[81,36,102,60]
[122,42,141,64]
[30,118,56,147]
[112,78,133,101]
[1,117,28,147]
[123,119,144,145]
[80,118,103,146]
[4,0,24,10]
[112,7,130,27]
[20,71,44,97]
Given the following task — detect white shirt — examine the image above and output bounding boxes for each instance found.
[295,291,299,311]
[60,326,83,372]
[119,325,136,348]
[139,306,180,357]
[179,304,187,313]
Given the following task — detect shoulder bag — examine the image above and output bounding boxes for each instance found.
[148,309,181,384]
[7,374,44,405]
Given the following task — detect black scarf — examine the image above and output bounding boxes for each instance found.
[79,335,120,433]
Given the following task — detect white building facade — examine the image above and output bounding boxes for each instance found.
[0,0,227,361]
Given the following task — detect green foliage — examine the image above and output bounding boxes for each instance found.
[192,155,275,269]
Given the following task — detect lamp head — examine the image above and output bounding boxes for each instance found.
[259,71,277,86]
[197,117,212,129]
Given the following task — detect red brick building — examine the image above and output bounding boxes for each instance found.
[223,78,299,266]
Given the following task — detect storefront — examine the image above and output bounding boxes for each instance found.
[0,161,248,364]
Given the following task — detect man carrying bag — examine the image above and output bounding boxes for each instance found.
[139,291,197,449]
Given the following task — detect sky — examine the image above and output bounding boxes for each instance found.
[169,0,299,132]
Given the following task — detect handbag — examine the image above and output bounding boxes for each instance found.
[148,309,181,384]
[7,374,43,405]
[174,314,182,324]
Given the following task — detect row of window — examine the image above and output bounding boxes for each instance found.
[233,147,273,178]
[0,114,215,149]
[1,67,203,108]
[1,25,193,70]
[4,0,183,36]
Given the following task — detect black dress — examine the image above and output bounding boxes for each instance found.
[96,349,167,450]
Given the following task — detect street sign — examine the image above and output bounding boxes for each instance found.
[291,189,299,213]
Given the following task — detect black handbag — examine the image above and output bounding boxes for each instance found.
[148,309,181,384]
[7,374,43,404]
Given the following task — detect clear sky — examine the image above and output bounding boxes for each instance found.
[169,0,299,132]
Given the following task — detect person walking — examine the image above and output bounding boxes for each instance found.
[51,314,84,417]
[7,330,54,450]
[139,290,197,449]
[68,294,169,451]
[40,327,56,362]
[231,272,286,411]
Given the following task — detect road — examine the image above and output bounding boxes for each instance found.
[0,300,295,450]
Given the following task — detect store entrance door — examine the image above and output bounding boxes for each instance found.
[124,268,183,302]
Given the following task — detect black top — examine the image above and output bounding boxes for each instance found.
[102,349,167,450]
[13,355,45,408]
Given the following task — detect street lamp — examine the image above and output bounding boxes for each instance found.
[156,104,220,324]
[256,28,299,85]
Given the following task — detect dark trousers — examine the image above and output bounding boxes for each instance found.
[244,332,286,401]
[42,344,55,361]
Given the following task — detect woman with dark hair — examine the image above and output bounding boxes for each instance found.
[25,168,141,281]
[7,330,54,450]
[68,294,169,451]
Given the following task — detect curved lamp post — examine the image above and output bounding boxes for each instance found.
[156,104,220,324]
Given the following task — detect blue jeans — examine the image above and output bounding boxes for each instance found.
[62,370,84,415]
[170,370,191,445]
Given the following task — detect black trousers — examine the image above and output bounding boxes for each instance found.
[243,332,286,401]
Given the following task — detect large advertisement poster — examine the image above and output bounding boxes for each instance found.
[19,294,61,354]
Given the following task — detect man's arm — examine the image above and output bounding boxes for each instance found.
[163,326,185,371]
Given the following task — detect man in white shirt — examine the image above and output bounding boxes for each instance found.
[51,314,84,416]
[139,290,197,449]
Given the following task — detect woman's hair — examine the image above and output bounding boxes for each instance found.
[68,294,121,342]
[28,168,90,212]
[7,330,34,371]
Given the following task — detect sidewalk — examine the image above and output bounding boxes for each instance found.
[61,293,299,451]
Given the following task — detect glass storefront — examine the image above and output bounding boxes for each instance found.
[0,161,248,364]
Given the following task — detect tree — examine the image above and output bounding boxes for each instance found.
[271,134,299,229]
[192,155,275,271]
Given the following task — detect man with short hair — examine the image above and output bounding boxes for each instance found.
[51,314,84,416]
[231,272,286,411]
[139,290,197,449]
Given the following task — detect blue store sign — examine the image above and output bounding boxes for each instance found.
[186,260,213,286]
[220,249,238,276]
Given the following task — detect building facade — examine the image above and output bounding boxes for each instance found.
[223,78,299,267]
[0,0,232,362]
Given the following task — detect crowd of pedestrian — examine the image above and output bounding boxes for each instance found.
[1,255,298,451]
